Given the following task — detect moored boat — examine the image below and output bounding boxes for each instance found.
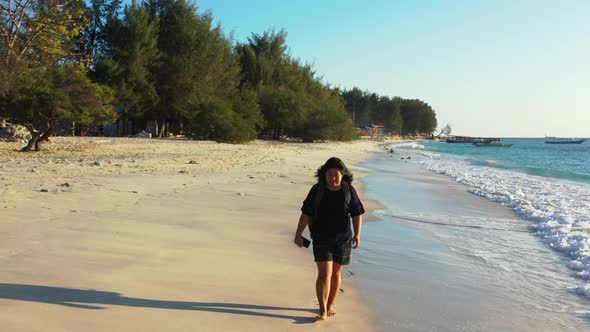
[544,137,586,144]
[473,142,512,147]
[446,136,500,144]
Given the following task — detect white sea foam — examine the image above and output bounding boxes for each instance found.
[386,142,425,150]
[401,150,590,298]
[575,283,590,297]
[386,143,439,158]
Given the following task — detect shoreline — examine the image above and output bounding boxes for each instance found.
[0,137,384,331]
[354,145,590,331]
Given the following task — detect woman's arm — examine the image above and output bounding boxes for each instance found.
[352,215,362,248]
[294,213,311,247]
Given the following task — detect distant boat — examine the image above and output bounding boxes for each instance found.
[473,142,512,147]
[544,137,586,144]
[446,136,500,144]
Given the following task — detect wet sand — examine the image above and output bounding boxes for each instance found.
[353,151,590,331]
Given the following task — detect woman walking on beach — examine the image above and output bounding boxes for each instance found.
[294,157,365,320]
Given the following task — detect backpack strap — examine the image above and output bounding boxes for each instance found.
[341,181,352,216]
[313,182,325,220]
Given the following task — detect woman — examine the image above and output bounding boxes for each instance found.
[294,157,365,320]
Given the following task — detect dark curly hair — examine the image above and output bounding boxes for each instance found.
[315,157,353,183]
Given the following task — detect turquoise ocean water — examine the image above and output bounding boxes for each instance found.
[422,138,590,184]
[352,138,590,331]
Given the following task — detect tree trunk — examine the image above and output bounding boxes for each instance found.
[21,121,54,152]
[158,121,166,138]
[35,125,54,151]
[21,132,41,152]
[122,111,129,136]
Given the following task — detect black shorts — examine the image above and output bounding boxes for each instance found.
[312,238,353,265]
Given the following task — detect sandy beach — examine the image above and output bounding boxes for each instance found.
[0,137,381,331]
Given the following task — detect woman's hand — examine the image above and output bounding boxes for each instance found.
[294,234,304,247]
[352,235,361,249]
[294,214,310,248]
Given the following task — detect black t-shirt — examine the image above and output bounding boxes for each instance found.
[301,183,365,241]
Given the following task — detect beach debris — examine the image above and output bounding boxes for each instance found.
[237,192,246,196]
[133,130,149,138]
[178,170,188,174]
[40,189,49,192]
[339,288,344,293]
[93,161,103,166]
[60,183,71,187]
[345,270,354,277]
[188,160,198,164]
[0,124,31,143]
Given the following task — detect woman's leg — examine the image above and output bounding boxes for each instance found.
[327,262,343,316]
[315,261,333,320]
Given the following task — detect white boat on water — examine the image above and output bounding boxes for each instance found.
[473,142,512,147]
[544,137,586,144]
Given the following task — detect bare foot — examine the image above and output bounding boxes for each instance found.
[315,310,327,321]
[327,306,336,317]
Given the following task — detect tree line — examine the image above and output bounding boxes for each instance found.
[0,0,438,151]
[342,87,437,136]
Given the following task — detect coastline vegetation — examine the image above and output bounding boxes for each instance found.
[1,0,438,150]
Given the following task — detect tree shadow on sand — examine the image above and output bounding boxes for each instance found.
[0,283,317,324]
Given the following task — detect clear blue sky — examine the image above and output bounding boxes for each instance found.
[196,0,589,137]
